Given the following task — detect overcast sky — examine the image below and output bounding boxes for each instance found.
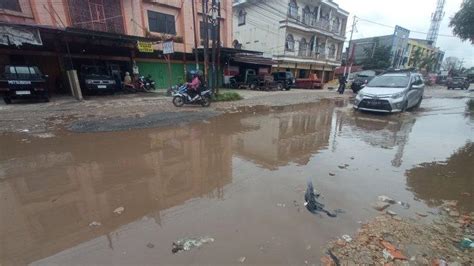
[338,0,474,68]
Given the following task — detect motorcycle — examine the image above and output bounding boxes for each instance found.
[143,75,156,92]
[172,84,212,107]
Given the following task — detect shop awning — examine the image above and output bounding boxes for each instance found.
[0,24,43,46]
[232,54,276,66]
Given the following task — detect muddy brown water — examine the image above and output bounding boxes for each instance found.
[1,98,473,265]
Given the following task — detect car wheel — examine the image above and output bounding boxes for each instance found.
[401,100,408,112]
[3,97,11,104]
[414,96,422,109]
[249,82,258,90]
[276,83,283,91]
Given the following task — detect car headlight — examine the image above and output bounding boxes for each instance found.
[391,92,404,99]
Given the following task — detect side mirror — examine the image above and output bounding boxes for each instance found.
[411,84,423,90]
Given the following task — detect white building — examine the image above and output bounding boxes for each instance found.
[233,0,348,82]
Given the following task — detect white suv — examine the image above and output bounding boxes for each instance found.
[353,70,424,113]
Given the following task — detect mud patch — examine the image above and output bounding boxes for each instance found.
[69,111,220,132]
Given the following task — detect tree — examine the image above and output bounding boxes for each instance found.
[361,45,392,70]
[449,0,474,43]
[420,54,437,72]
[442,56,460,71]
[410,48,423,68]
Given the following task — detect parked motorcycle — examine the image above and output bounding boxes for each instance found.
[172,84,212,107]
[143,75,156,92]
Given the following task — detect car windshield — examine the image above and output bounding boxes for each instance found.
[366,75,409,88]
[82,66,108,76]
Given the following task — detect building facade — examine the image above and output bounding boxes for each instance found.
[233,0,348,82]
[404,39,445,72]
[348,26,410,69]
[0,0,233,91]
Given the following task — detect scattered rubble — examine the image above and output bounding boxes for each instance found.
[372,201,390,211]
[322,200,473,264]
[172,237,214,254]
[113,206,125,215]
[88,221,101,227]
[238,256,246,263]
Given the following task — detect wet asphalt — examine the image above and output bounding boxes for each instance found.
[0,92,473,265]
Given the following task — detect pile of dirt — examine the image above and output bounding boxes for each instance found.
[322,201,473,265]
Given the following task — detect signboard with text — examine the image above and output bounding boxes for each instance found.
[163,41,174,54]
[137,41,154,53]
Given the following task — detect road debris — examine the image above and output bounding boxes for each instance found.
[341,235,352,242]
[386,210,397,217]
[322,201,473,264]
[304,178,340,218]
[88,221,101,227]
[238,256,246,263]
[172,237,214,254]
[329,172,336,176]
[377,195,410,209]
[113,206,125,215]
[146,243,155,248]
[276,203,286,207]
[372,201,390,211]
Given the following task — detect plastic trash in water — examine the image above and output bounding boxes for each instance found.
[460,238,474,250]
[378,195,410,209]
[304,177,341,218]
[172,236,214,254]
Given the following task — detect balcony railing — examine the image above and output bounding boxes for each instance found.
[281,49,340,61]
[285,14,343,36]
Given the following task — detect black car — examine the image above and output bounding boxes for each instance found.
[351,74,375,93]
[272,71,295,90]
[79,65,118,94]
[447,77,470,90]
[0,65,49,104]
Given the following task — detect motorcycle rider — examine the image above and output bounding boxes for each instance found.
[187,71,202,101]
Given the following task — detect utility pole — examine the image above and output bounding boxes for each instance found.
[191,0,199,70]
[202,0,209,84]
[210,0,218,94]
[345,15,357,77]
[216,0,221,95]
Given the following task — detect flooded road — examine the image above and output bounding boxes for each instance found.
[1,97,473,265]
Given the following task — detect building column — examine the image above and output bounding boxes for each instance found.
[316,5,321,21]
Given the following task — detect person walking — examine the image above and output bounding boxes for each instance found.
[338,74,347,94]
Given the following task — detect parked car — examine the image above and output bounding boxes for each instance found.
[79,65,118,94]
[354,69,424,113]
[351,74,375,93]
[272,71,295,90]
[447,77,470,90]
[0,65,49,104]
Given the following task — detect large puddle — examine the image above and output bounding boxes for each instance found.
[1,98,473,265]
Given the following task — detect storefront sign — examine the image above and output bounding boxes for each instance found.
[0,25,42,46]
[163,41,174,54]
[137,41,154,53]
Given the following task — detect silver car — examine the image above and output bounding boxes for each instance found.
[353,70,424,113]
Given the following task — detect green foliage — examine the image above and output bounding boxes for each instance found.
[449,0,474,43]
[420,54,437,72]
[411,48,423,68]
[468,99,474,111]
[212,92,243,102]
[361,45,392,70]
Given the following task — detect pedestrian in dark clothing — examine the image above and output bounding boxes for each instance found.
[338,75,347,94]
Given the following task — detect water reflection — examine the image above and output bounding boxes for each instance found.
[335,111,416,167]
[406,142,474,212]
[0,125,233,265]
[233,101,335,170]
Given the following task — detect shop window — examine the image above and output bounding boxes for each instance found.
[148,10,176,35]
[0,0,21,12]
[238,9,246,26]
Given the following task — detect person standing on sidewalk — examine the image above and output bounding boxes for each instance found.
[338,75,347,94]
